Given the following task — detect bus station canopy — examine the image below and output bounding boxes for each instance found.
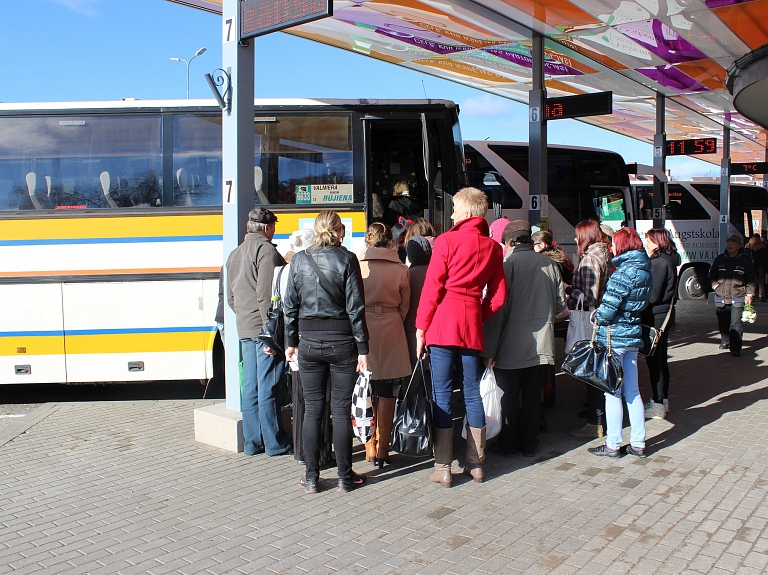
[170,0,768,165]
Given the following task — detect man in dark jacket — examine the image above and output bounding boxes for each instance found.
[226,207,292,456]
[710,235,755,357]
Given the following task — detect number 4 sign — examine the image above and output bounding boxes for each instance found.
[223,179,235,205]
[720,215,727,224]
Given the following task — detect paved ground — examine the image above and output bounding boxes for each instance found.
[1,300,767,575]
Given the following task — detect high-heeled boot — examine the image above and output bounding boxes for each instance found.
[430,426,453,487]
[463,425,486,483]
[374,397,396,468]
[364,397,378,464]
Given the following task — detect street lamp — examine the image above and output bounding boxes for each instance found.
[170,47,207,99]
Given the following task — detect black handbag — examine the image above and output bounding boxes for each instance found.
[258,266,286,353]
[562,323,623,395]
[391,358,433,457]
[639,296,676,357]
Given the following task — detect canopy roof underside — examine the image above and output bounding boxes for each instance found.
[171,0,768,165]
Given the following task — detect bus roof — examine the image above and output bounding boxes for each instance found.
[466,140,627,157]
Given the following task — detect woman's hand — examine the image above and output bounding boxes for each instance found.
[416,329,427,359]
[285,347,298,364]
[484,357,495,369]
[357,354,369,373]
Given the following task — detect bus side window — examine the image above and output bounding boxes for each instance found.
[666,184,710,220]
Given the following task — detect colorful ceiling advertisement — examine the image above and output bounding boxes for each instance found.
[171,0,768,163]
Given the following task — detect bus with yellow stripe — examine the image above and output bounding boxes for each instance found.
[0,98,464,384]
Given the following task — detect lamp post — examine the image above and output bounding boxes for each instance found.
[170,47,207,98]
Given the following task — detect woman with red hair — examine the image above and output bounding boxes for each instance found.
[567,219,613,439]
[588,227,653,458]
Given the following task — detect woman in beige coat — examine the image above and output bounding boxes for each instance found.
[359,222,411,468]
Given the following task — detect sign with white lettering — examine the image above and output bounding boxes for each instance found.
[295,184,354,205]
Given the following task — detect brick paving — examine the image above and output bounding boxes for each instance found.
[1,300,767,574]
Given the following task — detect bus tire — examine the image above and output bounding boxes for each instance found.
[678,266,708,300]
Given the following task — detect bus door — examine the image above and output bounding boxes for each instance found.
[361,111,450,233]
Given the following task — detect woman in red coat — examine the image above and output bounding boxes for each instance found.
[415,187,506,487]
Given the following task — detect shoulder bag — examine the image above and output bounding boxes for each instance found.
[391,358,433,457]
[562,323,623,395]
[565,293,591,353]
[639,295,676,357]
[258,265,286,353]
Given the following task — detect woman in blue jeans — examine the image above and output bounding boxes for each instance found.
[284,211,370,493]
[588,227,653,458]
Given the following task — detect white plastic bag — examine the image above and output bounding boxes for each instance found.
[351,369,374,444]
[462,367,504,440]
[565,293,592,353]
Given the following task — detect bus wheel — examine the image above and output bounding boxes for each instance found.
[678,267,707,300]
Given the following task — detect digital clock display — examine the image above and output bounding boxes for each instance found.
[544,91,612,121]
[730,162,768,175]
[665,138,717,156]
[240,0,331,40]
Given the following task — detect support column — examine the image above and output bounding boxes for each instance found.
[196,0,254,453]
[719,127,731,254]
[652,93,666,228]
[528,32,546,227]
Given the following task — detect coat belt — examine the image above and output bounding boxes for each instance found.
[365,303,399,316]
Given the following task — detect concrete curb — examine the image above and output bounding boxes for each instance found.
[0,402,60,449]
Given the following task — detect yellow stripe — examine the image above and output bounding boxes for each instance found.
[273,211,366,236]
[0,336,65,356]
[1,214,223,241]
[65,332,212,354]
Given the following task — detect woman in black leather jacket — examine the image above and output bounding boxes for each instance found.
[284,211,370,493]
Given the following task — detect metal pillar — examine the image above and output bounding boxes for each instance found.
[719,127,730,255]
[222,0,255,412]
[528,32,546,227]
[652,93,666,228]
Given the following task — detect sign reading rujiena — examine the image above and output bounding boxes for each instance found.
[296,184,354,205]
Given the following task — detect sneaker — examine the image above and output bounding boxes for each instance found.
[337,471,366,492]
[663,399,669,413]
[587,444,620,458]
[570,422,605,438]
[719,343,730,350]
[625,444,647,458]
[300,474,318,494]
[644,400,666,420]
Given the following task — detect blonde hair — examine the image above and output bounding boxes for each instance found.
[312,210,343,247]
[404,218,436,244]
[365,222,392,248]
[393,181,409,196]
[453,187,488,218]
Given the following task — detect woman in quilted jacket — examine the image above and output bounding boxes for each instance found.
[588,227,653,459]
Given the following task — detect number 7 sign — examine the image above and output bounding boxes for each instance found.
[223,179,235,205]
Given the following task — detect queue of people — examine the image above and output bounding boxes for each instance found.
[223,193,757,494]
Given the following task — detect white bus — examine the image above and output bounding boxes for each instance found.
[632,180,768,299]
[464,141,632,262]
[0,98,465,385]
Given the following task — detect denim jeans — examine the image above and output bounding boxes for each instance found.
[429,345,484,429]
[240,337,292,456]
[604,348,645,450]
[298,337,359,483]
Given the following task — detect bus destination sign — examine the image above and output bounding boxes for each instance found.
[665,138,717,157]
[730,162,768,175]
[544,91,612,121]
[240,0,332,40]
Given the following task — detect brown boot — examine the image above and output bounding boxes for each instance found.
[375,397,396,467]
[430,426,453,487]
[463,425,486,483]
[364,397,378,463]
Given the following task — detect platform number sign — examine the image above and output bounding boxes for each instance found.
[653,208,663,220]
[720,215,727,224]
[223,179,235,205]
[529,195,539,210]
[223,18,235,43]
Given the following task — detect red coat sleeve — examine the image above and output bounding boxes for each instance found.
[482,246,506,322]
[415,235,448,331]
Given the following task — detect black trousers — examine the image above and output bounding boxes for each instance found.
[644,329,670,404]
[291,369,333,467]
[494,365,548,453]
[716,304,744,353]
[298,337,358,483]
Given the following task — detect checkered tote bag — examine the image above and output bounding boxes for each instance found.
[351,369,374,444]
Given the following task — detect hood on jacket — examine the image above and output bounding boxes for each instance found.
[360,246,404,264]
[407,236,432,266]
[613,248,652,271]
[586,240,611,259]
[449,216,491,236]
[542,245,568,265]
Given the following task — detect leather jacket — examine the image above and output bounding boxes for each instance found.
[283,245,369,354]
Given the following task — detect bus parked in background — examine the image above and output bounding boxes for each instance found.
[632,178,768,299]
[464,141,632,262]
[0,98,464,385]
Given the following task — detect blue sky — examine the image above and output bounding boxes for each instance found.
[1,0,716,179]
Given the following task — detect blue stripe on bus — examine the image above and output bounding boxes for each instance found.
[0,326,217,337]
[0,235,223,247]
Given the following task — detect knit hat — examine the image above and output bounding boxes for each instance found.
[407,236,432,266]
[502,219,532,245]
[726,235,743,246]
[489,217,511,242]
[600,223,615,238]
